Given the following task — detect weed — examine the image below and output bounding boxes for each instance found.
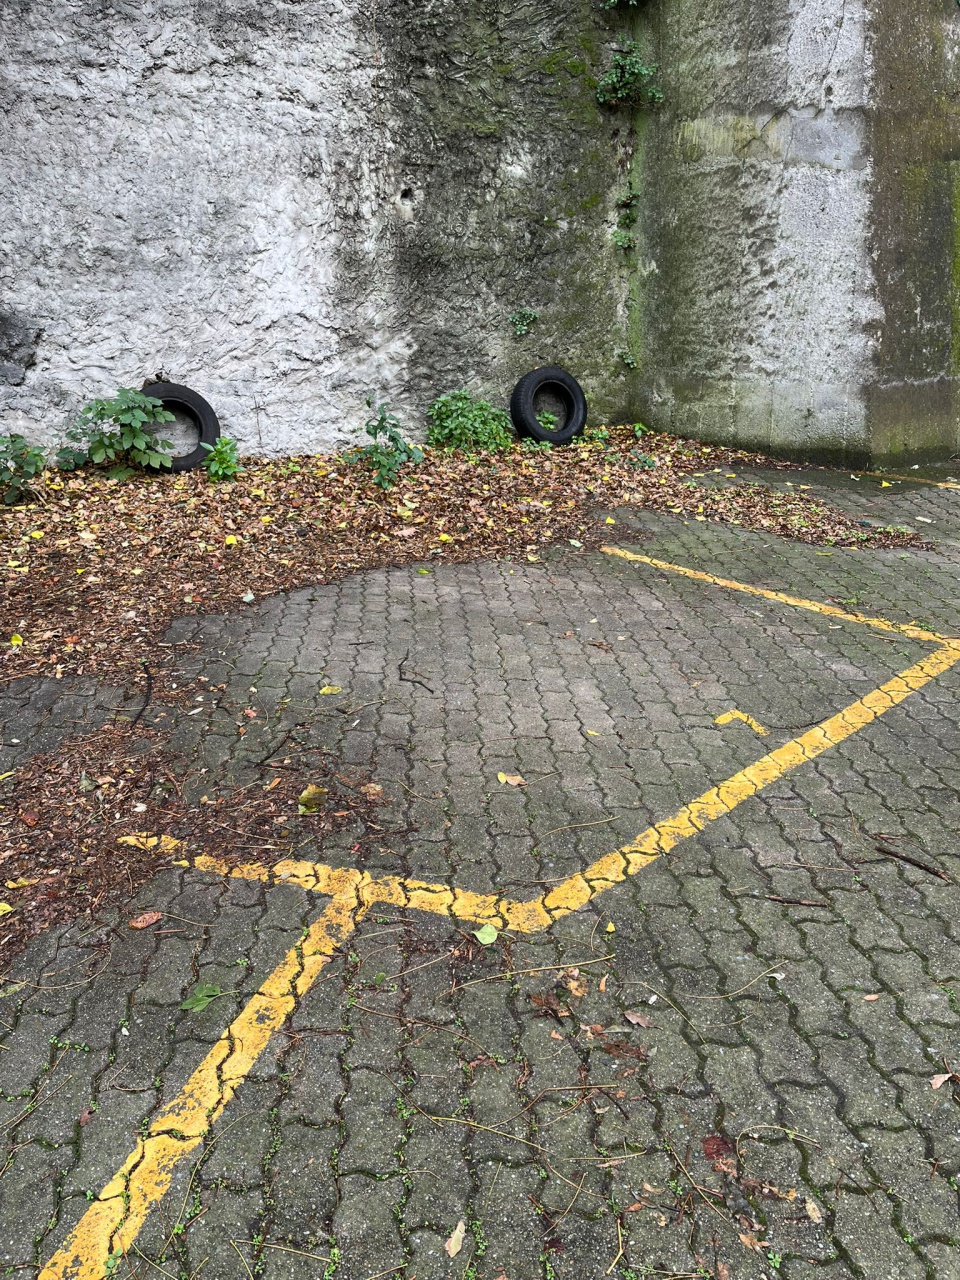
[611,228,635,251]
[352,397,423,490]
[597,43,663,109]
[201,436,243,482]
[426,390,513,452]
[0,434,45,505]
[59,387,176,473]
[508,307,539,337]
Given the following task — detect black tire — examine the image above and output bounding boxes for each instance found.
[509,366,587,445]
[140,381,220,472]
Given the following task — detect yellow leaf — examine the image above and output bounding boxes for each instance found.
[585,730,599,737]
[298,783,328,814]
[438,533,452,542]
[0,771,15,782]
[605,517,616,525]
[497,772,526,786]
[606,922,616,933]
[318,685,342,695]
[444,1222,466,1258]
[5,878,36,890]
[880,480,892,488]
[261,515,273,524]
[224,535,238,546]
[29,530,45,539]
[9,635,23,647]
[0,903,13,917]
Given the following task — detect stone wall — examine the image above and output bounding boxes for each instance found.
[1,0,958,463]
[0,0,635,455]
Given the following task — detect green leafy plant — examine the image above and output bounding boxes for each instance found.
[58,388,176,473]
[353,397,422,490]
[0,434,46,505]
[536,412,560,435]
[617,349,638,369]
[426,390,514,452]
[597,43,663,109]
[582,424,611,446]
[611,228,635,251]
[508,307,539,337]
[201,436,243,482]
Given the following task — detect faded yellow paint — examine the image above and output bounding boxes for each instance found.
[600,546,953,643]
[858,471,960,491]
[40,894,359,1280]
[40,553,960,1279]
[715,710,769,735]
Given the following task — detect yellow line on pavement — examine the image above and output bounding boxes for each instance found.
[715,710,769,736]
[600,547,953,643]
[40,554,960,1279]
[40,890,361,1280]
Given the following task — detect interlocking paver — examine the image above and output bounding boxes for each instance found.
[3,497,960,1278]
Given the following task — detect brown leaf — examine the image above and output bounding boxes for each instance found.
[19,813,38,828]
[931,1072,956,1090]
[444,1221,466,1257]
[128,910,163,930]
[862,994,880,1002]
[623,1010,653,1028]
[531,991,569,1020]
[601,1039,647,1061]
[805,1197,823,1224]
[716,1264,730,1280]
[79,1106,95,1127]
[598,974,607,993]
[497,772,526,786]
[702,1134,736,1163]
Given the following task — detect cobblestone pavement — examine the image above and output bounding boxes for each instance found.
[3,475,960,1280]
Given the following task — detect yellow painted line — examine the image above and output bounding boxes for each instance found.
[715,709,768,736]
[40,553,960,1278]
[857,471,960,491]
[601,546,953,643]
[40,891,361,1280]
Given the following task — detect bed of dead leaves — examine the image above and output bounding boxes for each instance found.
[0,427,925,691]
[0,719,389,971]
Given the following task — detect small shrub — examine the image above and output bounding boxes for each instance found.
[0,434,46,505]
[353,397,422,490]
[596,44,663,109]
[426,391,514,452]
[201,436,243,482]
[536,412,560,435]
[58,388,176,473]
[508,307,539,337]
[581,424,611,447]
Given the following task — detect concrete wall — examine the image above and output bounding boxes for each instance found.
[1,0,958,463]
[0,0,636,455]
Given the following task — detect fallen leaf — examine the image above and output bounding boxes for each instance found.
[862,994,880,1002]
[9,634,23,647]
[605,921,616,933]
[550,1029,564,1041]
[716,1264,730,1280]
[79,1106,95,1127]
[318,685,342,695]
[360,783,384,799]
[738,1232,763,1253]
[931,1073,956,1090]
[531,991,570,1020]
[444,1221,466,1257]
[563,972,588,998]
[181,983,223,1012]
[128,911,163,930]
[598,974,607,993]
[0,903,13,918]
[19,813,38,828]
[497,772,526,786]
[298,783,328,814]
[5,877,36,890]
[805,1197,823,1224]
[624,1010,653,1028]
[601,1039,647,1061]
[702,1134,736,1164]
[473,924,498,946]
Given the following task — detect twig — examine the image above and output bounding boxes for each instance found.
[129,661,154,729]
[540,816,616,837]
[450,955,614,992]
[874,845,951,883]
[399,651,434,693]
[765,895,830,908]
[605,1217,624,1275]
[623,980,702,1042]
[233,1242,330,1264]
[665,1143,735,1230]
[229,1241,256,1280]
[675,965,787,1002]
